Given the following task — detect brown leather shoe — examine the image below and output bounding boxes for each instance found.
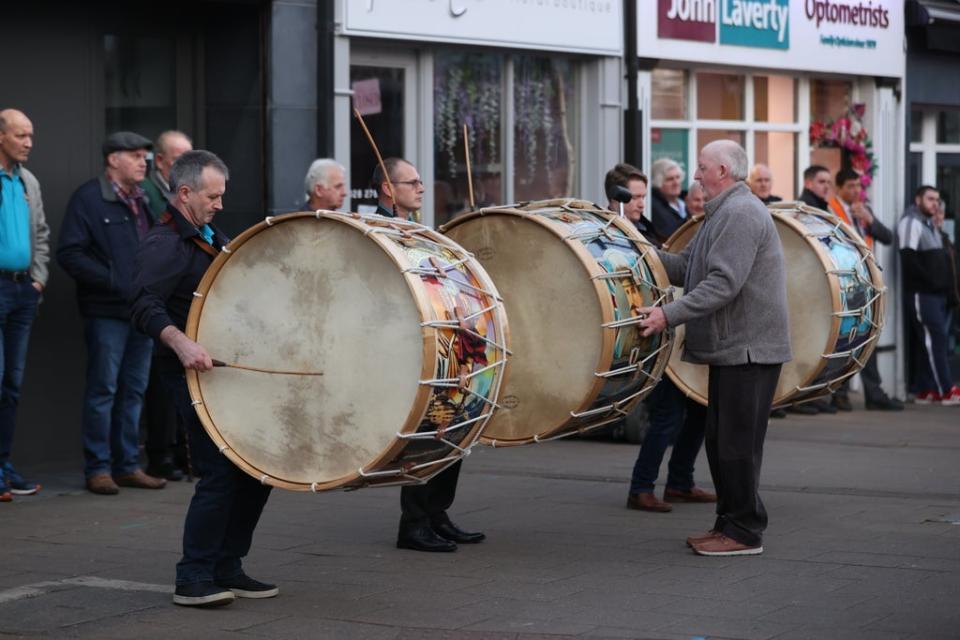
[626,492,672,512]
[691,534,762,556]
[664,486,717,503]
[86,473,120,495]
[114,469,167,490]
[685,529,720,547]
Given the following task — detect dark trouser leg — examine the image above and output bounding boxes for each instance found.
[144,354,179,467]
[860,350,885,404]
[665,398,706,492]
[912,293,954,395]
[162,372,271,585]
[0,281,38,465]
[629,378,686,494]
[400,460,461,528]
[707,363,781,547]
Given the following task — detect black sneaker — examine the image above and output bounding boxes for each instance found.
[173,582,236,607]
[215,573,279,599]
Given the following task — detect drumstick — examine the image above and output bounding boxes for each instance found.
[353,107,399,218]
[463,123,476,210]
[211,359,324,376]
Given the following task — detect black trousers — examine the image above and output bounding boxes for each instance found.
[837,349,886,404]
[705,363,781,547]
[144,355,183,466]
[399,459,461,528]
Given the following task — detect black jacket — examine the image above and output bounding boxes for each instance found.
[130,204,229,370]
[798,188,828,211]
[57,176,153,319]
[649,188,686,244]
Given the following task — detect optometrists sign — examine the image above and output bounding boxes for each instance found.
[645,0,904,77]
[341,0,622,56]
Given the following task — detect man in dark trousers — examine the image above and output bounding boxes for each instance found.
[638,140,792,556]
[371,157,484,552]
[131,150,277,606]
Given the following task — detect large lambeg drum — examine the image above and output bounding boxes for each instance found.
[664,202,885,407]
[442,199,673,445]
[185,212,509,491]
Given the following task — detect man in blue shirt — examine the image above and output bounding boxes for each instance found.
[0,108,50,502]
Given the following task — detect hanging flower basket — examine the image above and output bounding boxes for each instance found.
[809,103,876,193]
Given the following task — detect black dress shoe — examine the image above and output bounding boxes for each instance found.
[866,396,904,411]
[432,519,486,544]
[787,403,819,415]
[769,408,787,418]
[397,524,457,552]
[832,393,853,412]
[146,460,184,482]
[812,399,837,414]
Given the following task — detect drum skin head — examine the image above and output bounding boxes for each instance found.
[193,217,423,485]
[666,213,833,405]
[445,214,603,441]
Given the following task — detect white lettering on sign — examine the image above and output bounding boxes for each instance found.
[667,0,716,22]
[721,0,789,43]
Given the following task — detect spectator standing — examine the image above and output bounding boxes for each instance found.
[684,182,706,217]
[304,159,347,211]
[899,186,960,405]
[0,108,49,502]
[747,164,783,205]
[649,158,688,244]
[142,131,193,219]
[57,132,166,494]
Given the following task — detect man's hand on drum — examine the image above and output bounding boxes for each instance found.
[161,325,214,372]
[637,306,668,337]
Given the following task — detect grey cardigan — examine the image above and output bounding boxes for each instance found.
[658,181,791,366]
[15,166,51,287]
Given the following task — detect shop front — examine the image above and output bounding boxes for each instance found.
[334,0,623,227]
[635,0,907,394]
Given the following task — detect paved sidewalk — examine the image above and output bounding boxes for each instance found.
[1,398,958,639]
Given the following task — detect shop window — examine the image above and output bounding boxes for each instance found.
[432,52,503,224]
[696,73,744,121]
[696,129,745,153]
[754,76,796,124]
[104,35,177,140]
[936,154,959,220]
[937,110,960,144]
[810,79,852,122]
[513,55,577,202]
[910,110,924,143]
[652,69,688,120]
[651,128,690,182]
[754,132,797,200]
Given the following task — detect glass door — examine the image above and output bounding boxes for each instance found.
[349,49,417,214]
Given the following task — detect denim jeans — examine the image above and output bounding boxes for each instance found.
[160,371,272,585]
[81,317,153,478]
[629,378,706,495]
[0,279,39,465]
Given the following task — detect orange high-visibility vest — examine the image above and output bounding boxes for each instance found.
[828,197,874,250]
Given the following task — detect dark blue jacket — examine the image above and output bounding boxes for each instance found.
[57,176,154,319]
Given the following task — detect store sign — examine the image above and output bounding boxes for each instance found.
[658,0,716,42]
[719,0,789,49]
[341,0,622,56]
[639,0,903,77]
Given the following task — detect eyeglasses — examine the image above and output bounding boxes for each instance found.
[394,179,424,188]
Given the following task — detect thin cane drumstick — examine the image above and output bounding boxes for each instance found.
[463,123,476,210]
[353,107,399,218]
[211,359,324,376]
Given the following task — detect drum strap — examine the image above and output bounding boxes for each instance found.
[158,210,221,258]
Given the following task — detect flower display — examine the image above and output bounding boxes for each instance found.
[809,103,876,193]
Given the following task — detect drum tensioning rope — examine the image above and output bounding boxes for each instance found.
[210,360,324,376]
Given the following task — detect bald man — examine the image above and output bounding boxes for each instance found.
[638,140,791,557]
[747,164,782,205]
[0,109,50,501]
[142,131,193,219]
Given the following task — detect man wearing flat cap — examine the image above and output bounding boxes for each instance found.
[58,131,166,495]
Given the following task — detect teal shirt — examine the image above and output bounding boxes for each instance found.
[0,166,31,272]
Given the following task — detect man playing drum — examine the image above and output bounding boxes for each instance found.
[637,141,792,556]
[131,151,278,606]
[372,158,486,553]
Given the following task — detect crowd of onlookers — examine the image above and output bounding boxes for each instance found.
[0,105,957,505]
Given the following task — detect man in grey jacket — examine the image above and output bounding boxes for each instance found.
[638,140,792,556]
[0,108,50,501]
